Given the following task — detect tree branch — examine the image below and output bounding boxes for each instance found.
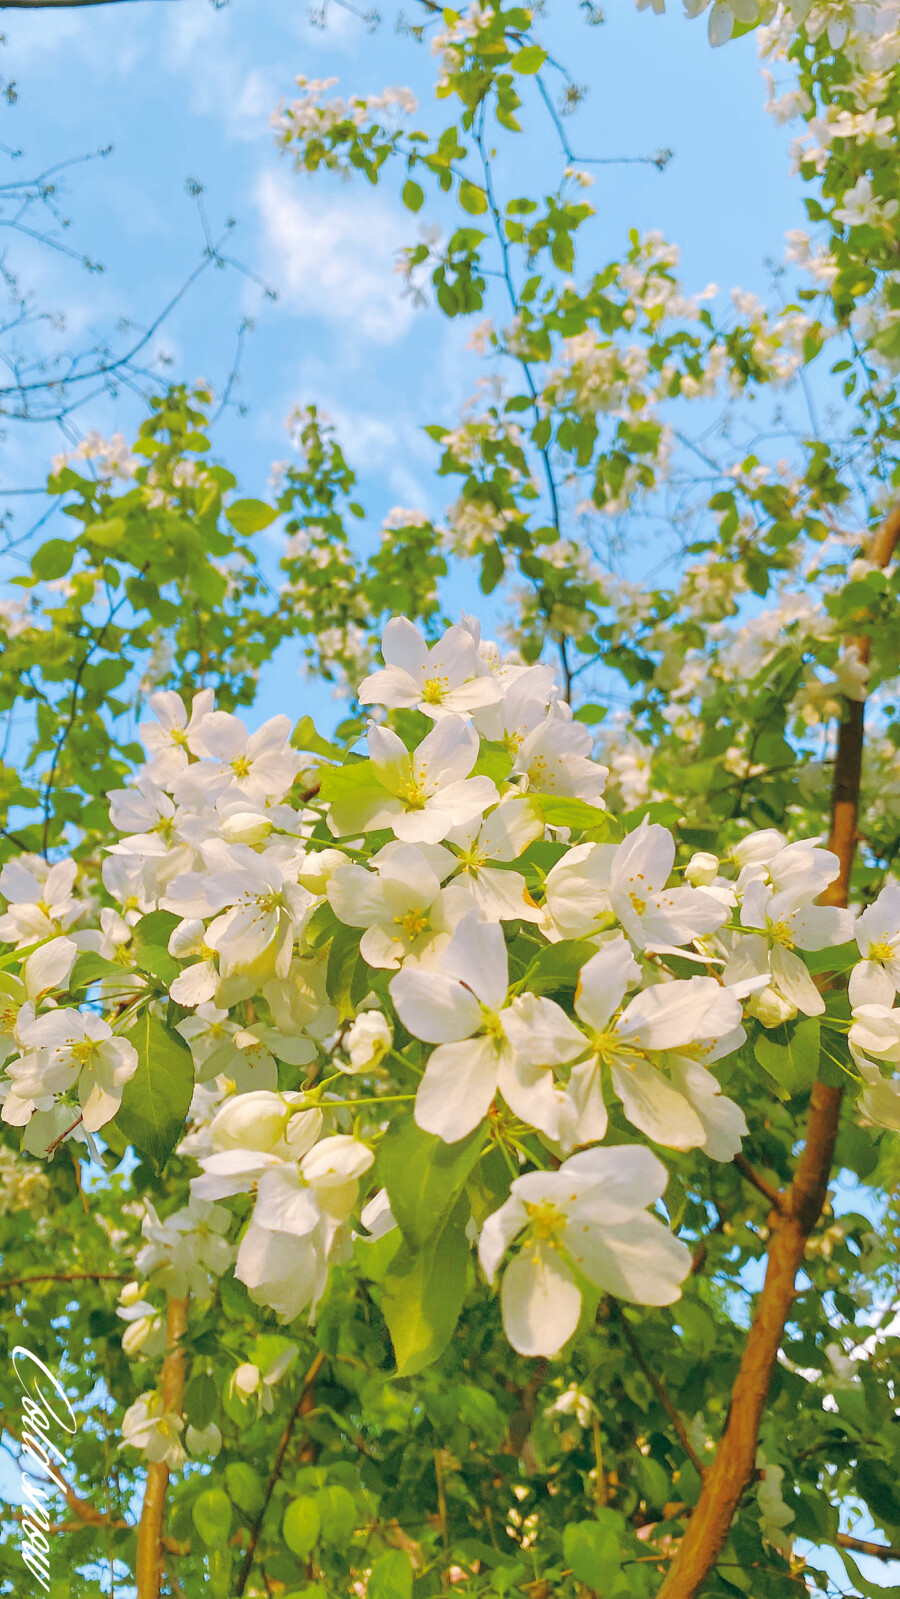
[0,1,185,8]
[136,1295,188,1599]
[612,1305,707,1479]
[835,1532,900,1561]
[234,1349,325,1596]
[655,506,900,1599]
[731,1154,785,1213]
[0,1271,129,1291]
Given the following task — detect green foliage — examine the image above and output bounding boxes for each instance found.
[116,1011,195,1169]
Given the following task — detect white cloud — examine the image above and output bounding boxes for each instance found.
[253,167,415,345]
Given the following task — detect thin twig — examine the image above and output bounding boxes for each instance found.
[234,1349,326,1596]
[612,1305,706,1478]
[732,1154,785,1214]
[0,1271,129,1291]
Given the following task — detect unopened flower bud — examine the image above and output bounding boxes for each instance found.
[684,851,718,887]
[747,985,797,1028]
[210,1091,293,1153]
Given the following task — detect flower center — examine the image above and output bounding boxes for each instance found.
[770,919,795,949]
[459,845,488,874]
[421,676,447,705]
[629,892,647,916]
[394,909,430,939]
[479,1006,506,1047]
[231,755,253,778]
[397,773,429,811]
[523,1199,567,1245]
[71,1039,97,1066]
[869,938,895,962]
[171,727,189,748]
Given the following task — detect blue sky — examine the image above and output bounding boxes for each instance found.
[0,0,809,732]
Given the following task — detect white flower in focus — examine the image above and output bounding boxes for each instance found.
[328,718,499,846]
[726,881,852,1017]
[167,919,219,1006]
[443,797,544,923]
[139,688,215,787]
[849,884,900,1006]
[512,716,608,805]
[543,820,727,948]
[0,938,78,1066]
[390,916,583,1144]
[478,1144,692,1356]
[0,858,81,945]
[358,618,501,720]
[7,1008,138,1131]
[182,712,301,803]
[569,938,744,1153]
[327,842,456,968]
[203,853,313,982]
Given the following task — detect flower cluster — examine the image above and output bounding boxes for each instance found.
[0,617,898,1362]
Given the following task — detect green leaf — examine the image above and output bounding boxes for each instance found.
[523,939,598,995]
[536,796,617,835]
[225,1462,265,1517]
[753,1017,821,1094]
[292,715,346,760]
[69,952,129,988]
[377,1118,486,1248]
[563,1514,624,1590]
[86,517,127,550]
[512,45,547,72]
[133,945,180,986]
[480,539,505,594]
[192,1488,233,1548]
[225,498,278,535]
[131,909,179,951]
[312,1484,357,1544]
[402,179,425,212]
[283,1497,321,1558]
[472,740,513,786]
[368,1551,414,1599]
[326,924,366,1022]
[184,1373,217,1429]
[31,538,75,581]
[116,1012,195,1169]
[459,180,488,216]
[380,1199,470,1376]
[317,760,378,802]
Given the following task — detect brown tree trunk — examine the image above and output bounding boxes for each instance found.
[136,1296,188,1599]
[656,507,900,1599]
